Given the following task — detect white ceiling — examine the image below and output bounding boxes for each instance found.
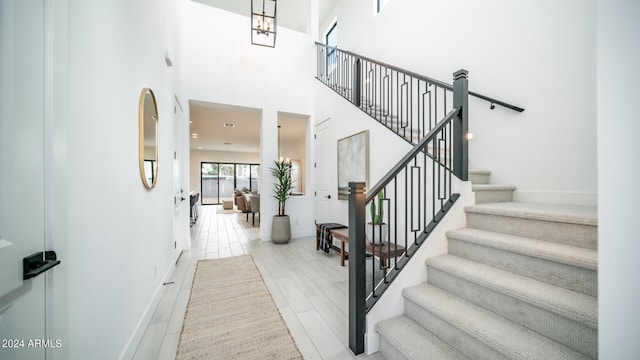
[192,0,339,34]
[189,100,308,153]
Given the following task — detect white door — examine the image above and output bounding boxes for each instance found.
[173,99,186,259]
[0,0,52,359]
[314,119,332,223]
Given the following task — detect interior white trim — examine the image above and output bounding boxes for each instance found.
[119,263,176,360]
[44,1,56,357]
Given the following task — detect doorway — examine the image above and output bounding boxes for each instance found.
[200,162,260,205]
[1,0,53,358]
[314,119,332,223]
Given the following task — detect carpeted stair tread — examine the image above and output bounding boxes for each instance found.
[403,283,592,360]
[425,255,597,329]
[446,228,597,271]
[376,315,470,360]
[472,184,517,191]
[464,202,597,226]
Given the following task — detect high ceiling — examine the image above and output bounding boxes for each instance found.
[192,0,339,34]
[187,0,335,153]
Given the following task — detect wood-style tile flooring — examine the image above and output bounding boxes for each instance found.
[132,205,384,359]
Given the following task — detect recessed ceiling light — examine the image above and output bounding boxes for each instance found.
[192,133,198,139]
[197,146,202,149]
[223,123,235,128]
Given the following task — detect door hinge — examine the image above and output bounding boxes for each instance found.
[174,151,177,159]
[314,134,316,139]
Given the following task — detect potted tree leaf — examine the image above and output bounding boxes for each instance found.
[270,160,293,244]
[366,192,388,245]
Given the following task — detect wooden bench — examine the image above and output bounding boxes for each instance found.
[316,224,406,267]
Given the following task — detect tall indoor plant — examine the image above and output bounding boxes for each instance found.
[270,159,293,244]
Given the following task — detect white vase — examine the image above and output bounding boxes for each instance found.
[366,223,388,246]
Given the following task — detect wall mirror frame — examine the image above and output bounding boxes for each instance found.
[139,87,159,190]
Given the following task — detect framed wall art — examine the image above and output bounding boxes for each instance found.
[337,130,369,200]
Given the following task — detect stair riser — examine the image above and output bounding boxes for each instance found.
[427,268,598,358]
[474,190,513,204]
[465,212,598,249]
[404,299,510,360]
[448,239,597,296]
[378,337,410,360]
[377,316,471,360]
[469,173,490,184]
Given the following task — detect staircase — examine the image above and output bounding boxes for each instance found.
[376,169,598,359]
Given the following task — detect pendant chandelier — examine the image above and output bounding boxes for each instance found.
[251,0,277,48]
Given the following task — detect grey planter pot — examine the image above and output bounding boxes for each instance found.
[271,215,291,244]
[366,222,388,246]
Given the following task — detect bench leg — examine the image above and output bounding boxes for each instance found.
[340,241,348,266]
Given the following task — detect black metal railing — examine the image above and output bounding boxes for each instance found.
[348,70,469,354]
[317,43,523,354]
[316,43,523,148]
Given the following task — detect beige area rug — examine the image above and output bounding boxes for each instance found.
[215,207,241,214]
[176,255,303,360]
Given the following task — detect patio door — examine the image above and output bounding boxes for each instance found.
[201,163,235,205]
[201,163,260,205]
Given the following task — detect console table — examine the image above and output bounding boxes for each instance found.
[315,224,406,267]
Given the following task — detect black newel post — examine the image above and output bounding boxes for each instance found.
[354,59,362,107]
[452,69,469,181]
[348,181,366,355]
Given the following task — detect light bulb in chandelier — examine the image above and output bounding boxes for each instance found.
[251,0,276,47]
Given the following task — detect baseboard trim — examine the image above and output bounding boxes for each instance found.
[292,229,315,239]
[260,230,315,242]
[119,263,175,360]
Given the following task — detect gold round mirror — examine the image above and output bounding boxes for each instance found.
[139,88,158,190]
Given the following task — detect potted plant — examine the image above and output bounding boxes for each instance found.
[270,160,293,244]
[366,192,388,246]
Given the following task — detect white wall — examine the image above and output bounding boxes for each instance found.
[314,82,414,224]
[55,0,181,358]
[279,127,307,194]
[320,0,597,205]
[181,1,315,240]
[597,0,640,358]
